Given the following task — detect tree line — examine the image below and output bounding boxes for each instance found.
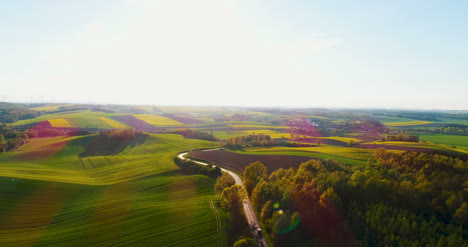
[0,106,42,123]
[173,156,221,179]
[170,129,217,142]
[0,123,29,153]
[382,134,419,142]
[225,133,275,149]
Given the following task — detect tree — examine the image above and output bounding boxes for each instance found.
[233,237,256,247]
[215,172,235,194]
[220,184,248,234]
[244,161,267,195]
[316,139,321,146]
[220,184,246,212]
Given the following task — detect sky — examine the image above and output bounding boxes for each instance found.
[1,0,467,110]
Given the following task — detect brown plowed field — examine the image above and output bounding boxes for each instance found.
[190,149,315,173]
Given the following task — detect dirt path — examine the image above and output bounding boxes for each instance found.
[209,200,222,247]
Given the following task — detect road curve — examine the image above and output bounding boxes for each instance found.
[178,151,269,247]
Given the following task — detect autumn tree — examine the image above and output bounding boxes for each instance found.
[215,172,235,194]
[243,161,267,195]
[220,184,248,234]
[220,184,246,212]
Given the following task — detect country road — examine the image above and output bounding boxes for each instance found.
[178,151,269,247]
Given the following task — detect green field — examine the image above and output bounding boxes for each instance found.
[0,173,219,246]
[419,134,468,151]
[12,111,128,129]
[234,146,379,165]
[0,133,222,246]
[133,114,183,126]
[0,134,218,184]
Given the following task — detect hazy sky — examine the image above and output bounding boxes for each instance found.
[1,0,467,109]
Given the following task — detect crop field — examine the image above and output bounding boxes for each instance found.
[360,140,468,154]
[0,132,222,246]
[98,117,128,129]
[0,173,219,247]
[244,146,375,163]
[12,111,127,129]
[374,116,421,123]
[48,119,72,128]
[227,124,287,129]
[418,134,468,151]
[384,121,433,126]
[133,114,183,126]
[242,129,281,135]
[0,134,218,184]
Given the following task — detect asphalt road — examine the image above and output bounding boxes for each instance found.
[178,151,269,247]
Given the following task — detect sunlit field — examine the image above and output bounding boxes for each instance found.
[0,134,218,184]
[0,173,218,247]
[12,111,128,129]
[48,119,72,128]
[0,132,221,246]
[98,117,129,129]
[132,114,183,126]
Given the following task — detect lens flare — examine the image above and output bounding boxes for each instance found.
[272,211,301,234]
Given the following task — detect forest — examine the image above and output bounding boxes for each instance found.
[235,149,468,247]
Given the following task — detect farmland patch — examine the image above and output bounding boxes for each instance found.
[48,119,72,128]
[133,114,183,126]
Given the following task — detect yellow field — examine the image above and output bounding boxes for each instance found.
[98,117,128,129]
[48,119,72,128]
[133,114,183,125]
[384,121,432,126]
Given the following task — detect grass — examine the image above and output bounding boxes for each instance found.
[0,134,219,184]
[132,114,183,126]
[49,119,72,128]
[384,121,433,127]
[0,172,219,247]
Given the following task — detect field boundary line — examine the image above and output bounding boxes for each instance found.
[209,200,222,247]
